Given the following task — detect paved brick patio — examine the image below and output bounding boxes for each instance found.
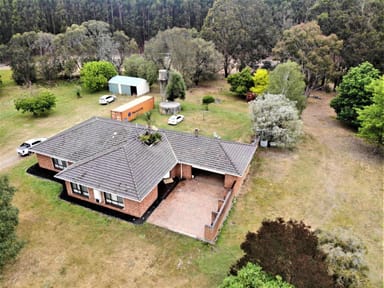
[147,174,226,240]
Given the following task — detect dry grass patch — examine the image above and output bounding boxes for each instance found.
[0,76,382,287]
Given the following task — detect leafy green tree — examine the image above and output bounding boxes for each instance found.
[202,95,215,110]
[265,0,317,32]
[357,76,384,146]
[81,20,114,62]
[144,27,222,86]
[311,0,384,72]
[201,0,245,77]
[0,176,23,271]
[202,0,276,75]
[273,21,343,95]
[227,67,254,97]
[220,263,294,288]
[8,31,38,85]
[35,32,61,81]
[231,218,334,288]
[0,44,8,63]
[166,71,186,101]
[316,228,371,288]
[112,30,139,74]
[251,68,269,95]
[249,94,303,148]
[54,24,89,74]
[330,62,380,128]
[15,90,56,117]
[80,61,117,92]
[268,61,306,114]
[123,54,158,86]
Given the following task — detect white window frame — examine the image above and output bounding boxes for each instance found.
[53,158,68,170]
[70,182,89,198]
[104,192,124,208]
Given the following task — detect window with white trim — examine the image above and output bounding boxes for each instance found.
[70,183,89,198]
[104,192,124,208]
[52,158,67,170]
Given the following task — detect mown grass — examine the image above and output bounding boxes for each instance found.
[0,71,382,287]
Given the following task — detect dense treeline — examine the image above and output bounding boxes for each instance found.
[0,0,214,49]
[1,0,383,89]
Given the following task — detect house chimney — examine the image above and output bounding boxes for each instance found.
[194,128,199,137]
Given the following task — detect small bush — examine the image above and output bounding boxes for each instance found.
[14,90,56,116]
[316,228,371,288]
[202,95,215,110]
[139,131,162,146]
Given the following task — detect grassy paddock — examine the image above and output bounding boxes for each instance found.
[0,73,382,287]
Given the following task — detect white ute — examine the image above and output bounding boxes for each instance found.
[17,138,47,156]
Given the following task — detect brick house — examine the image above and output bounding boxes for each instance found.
[31,117,256,240]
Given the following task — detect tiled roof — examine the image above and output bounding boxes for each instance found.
[162,129,256,176]
[30,117,138,162]
[55,133,177,201]
[31,117,257,202]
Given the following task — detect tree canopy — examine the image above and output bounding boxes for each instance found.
[145,27,222,87]
[220,263,294,288]
[251,68,269,95]
[202,0,276,76]
[0,176,23,271]
[311,0,384,72]
[316,228,371,288]
[230,218,335,288]
[268,61,306,114]
[0,0,214,49]
[357,76,384,146]
[202,95,215,110]
[123,55,158,86]
[249,94,303,148]
[227,67,254,97]
[80,61,117,92]
[273,21,343,95]
[166,71,186,101]
[8,31,38,85]
[330,62,380,128]
[14,90,56,117]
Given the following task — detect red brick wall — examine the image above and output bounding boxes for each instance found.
[224,174,238,189]
[66,181,157,218]
[204,189,235,242]
[36,154,72,172]
[170,164,192,180]
[182,164,192,179]
[170,164,181,178]
[124,186,158,217]
[36,153,57,171]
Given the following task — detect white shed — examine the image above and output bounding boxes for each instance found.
[108,76,150,96]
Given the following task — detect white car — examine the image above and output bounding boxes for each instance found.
[168,114,184,125]
[99,95,116,105]
[17,138,47,156]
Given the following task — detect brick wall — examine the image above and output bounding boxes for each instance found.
[36,153,57,171]
[170,163,192,180]
[204,188,235,242]
[170,164,181,178]
[66,181,158,218]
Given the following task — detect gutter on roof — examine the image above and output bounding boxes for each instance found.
[29,150,74,163]
[55,166,171,203]
[178,162,241,177]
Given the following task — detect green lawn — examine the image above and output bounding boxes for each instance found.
[0,71,382,287]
